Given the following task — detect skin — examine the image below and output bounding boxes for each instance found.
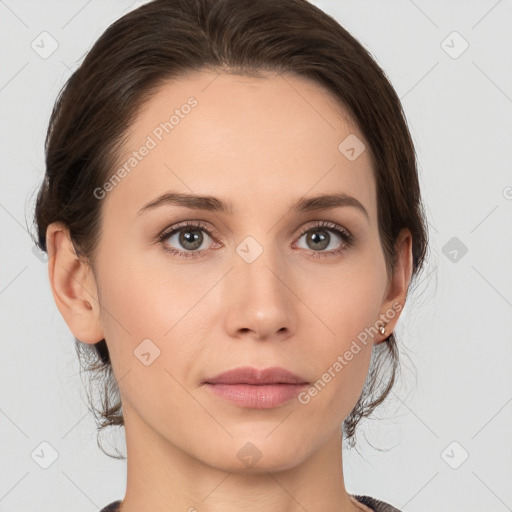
[46,69,412,512]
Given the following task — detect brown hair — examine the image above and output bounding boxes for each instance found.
[32,0,428,458]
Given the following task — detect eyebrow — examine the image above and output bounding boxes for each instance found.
[136,191,369,220]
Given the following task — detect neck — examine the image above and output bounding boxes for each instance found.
[118,401,362,512]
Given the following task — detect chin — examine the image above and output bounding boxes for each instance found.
[196,436,308,474]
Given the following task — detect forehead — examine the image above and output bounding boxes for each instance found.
[102,69,377,222]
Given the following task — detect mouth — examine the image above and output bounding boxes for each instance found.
[203,366,309,409]
[203,365,309,385]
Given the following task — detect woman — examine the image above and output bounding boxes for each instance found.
[33,0,428,510]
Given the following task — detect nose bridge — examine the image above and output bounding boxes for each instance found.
[224,233,296,338]
[235,233,287,300]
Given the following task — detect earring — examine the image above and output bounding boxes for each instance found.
[378,324,387,336]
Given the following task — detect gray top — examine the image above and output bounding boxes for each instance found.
[100,494,403,511]
[352,494,403,511]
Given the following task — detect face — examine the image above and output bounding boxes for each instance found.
[80,69,405,472]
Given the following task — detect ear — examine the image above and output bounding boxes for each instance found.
[46,222,104,345]
[375,228,413,344]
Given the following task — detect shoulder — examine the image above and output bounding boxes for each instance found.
[99,500,122,512]
[351,494,404,512]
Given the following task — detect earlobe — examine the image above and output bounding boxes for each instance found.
[46,222,104,345]
[376,228,413,344]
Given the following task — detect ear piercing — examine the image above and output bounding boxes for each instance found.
[379,322,392,341]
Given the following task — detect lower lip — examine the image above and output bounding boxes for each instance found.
[204,383,307,409]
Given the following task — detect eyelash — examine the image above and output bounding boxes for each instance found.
[156,220,354,260]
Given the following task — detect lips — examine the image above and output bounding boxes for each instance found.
[203,366,309,409]
[203,366,309,385]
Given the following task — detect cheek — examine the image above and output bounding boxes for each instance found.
[94,251,210,423]
[95,244,217,374]
[299,256,385,346]
[295,278,380,430]
[295,253,386,405]
[321,277,378,387]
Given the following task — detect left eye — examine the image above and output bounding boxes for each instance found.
[294,222,353,256]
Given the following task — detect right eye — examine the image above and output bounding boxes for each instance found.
[157,221,220,259]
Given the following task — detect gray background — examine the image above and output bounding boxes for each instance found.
[1,0,511,511]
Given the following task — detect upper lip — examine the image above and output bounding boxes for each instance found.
[204,366,309,385]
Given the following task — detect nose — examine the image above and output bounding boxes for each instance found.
[222,244,297,342]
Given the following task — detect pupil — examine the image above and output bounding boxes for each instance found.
[309,230,329,250]
[180,229,202,250]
